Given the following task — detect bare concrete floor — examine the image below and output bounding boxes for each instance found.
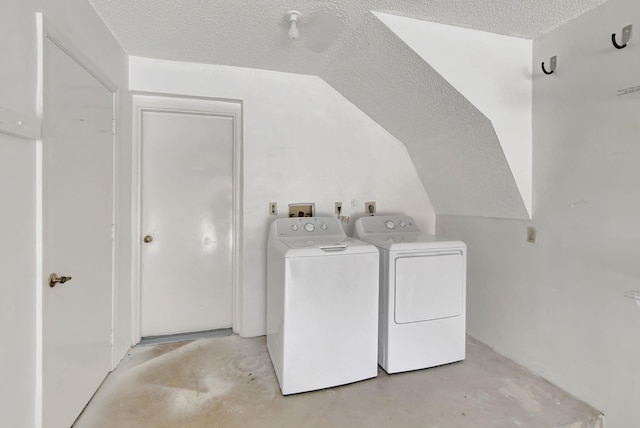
[74,335,603,428]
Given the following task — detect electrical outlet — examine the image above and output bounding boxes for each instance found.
[269,202,277,216]
[527,227,537,243]
[335,202,342,215]
[365,201,376,216]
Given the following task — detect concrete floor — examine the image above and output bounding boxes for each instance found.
[74,335,603,428]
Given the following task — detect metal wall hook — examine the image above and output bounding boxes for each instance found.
[541,56,557,75]
[612,25,632,49]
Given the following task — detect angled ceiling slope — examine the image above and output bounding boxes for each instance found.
[86,0,607,219]
[375,12,533,217]
[320,12,529,219]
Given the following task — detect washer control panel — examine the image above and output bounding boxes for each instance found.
[276,217,345,238]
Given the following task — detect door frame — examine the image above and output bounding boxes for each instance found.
[131,94,243,342]
[35,13,119,427]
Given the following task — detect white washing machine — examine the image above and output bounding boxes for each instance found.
[354,215,466,374]
[267,216,379,395]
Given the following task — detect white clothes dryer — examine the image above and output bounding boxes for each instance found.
[354,216,466,374]
[267,217,379,395]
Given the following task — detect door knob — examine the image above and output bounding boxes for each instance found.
[49,273,72,288]
[143,235,153,243]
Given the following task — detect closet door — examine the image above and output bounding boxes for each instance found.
[139,98,239,336]
[42,36,115,428]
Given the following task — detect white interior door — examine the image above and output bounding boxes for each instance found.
[139,98,238,337]
[42,37,115,427]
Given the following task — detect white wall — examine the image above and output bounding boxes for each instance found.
[0,1,131,426]
[437,0,640,425]
[129,57,436,337]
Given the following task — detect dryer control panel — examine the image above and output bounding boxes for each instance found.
[355,216,420,235]
[274,216,345,238]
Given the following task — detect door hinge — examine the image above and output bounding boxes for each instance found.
[111,224,116,240]
[112,118,117,136]
[110,330,115,346]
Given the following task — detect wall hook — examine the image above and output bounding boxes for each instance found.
[612,25,632,49]
[541,56,557,75]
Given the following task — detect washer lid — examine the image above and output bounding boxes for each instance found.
[282,237,350,249]
[279,236,378,256]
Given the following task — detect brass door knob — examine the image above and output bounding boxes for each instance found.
[49,273,72,288]
[143,235,153,243]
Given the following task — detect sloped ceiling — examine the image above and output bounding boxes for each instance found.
[87,0,604,76]
[374,13,535,217]
[320,13,529,218]
[87,0,606,218]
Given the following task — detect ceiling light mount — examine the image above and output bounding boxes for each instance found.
[286,10,302,40]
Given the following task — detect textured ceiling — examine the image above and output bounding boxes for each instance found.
[87,0,606,75]
[86,0,605,218]
[321,13,529,218]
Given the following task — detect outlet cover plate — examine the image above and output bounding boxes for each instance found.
[527,227,537,243]
[365,201,376,215]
